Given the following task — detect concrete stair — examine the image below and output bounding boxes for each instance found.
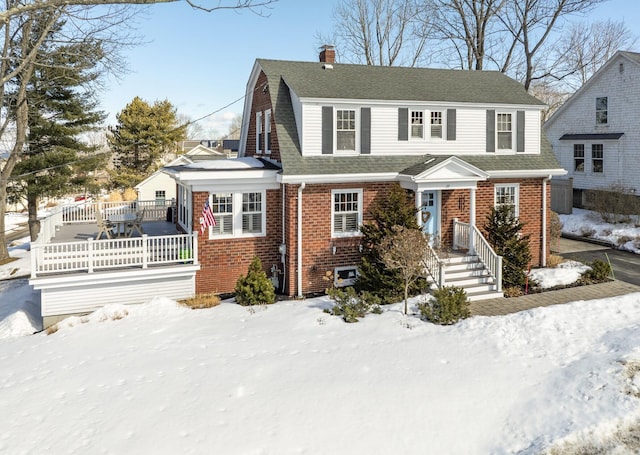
[441,254,503,302]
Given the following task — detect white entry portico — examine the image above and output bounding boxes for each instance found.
[398,156,489,253]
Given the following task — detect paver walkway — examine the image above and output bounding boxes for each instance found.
[470,280,640,316]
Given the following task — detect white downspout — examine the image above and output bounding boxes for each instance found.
[297,182,306,298]
[541,175,551,267]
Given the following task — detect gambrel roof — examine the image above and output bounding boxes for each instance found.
[246,59,562,181]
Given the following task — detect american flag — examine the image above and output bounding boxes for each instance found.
[200,199,217,234]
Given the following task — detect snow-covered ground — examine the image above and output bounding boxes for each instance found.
[560,208,640,254]
[0,208,639,453]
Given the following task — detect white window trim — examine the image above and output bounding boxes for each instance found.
[264,109,272,155]
[334,266,359,287]
[334,107,359,155]
[494,183,519,217]
[331,188,363,238]
[591,144,604,174]
[256,111,263,154]
[177,184,192,232]
[429,110,445,140]
[596,97,608,125]
[207,190,267,239]
[408,109,447,141]
[496,111,515,153]
[410,110,424,140]
[573,144,585,173]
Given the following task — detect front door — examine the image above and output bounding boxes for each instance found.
[420,191,439,244]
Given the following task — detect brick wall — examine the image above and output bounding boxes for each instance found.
[193,189,282,294]
[246,71,281,163]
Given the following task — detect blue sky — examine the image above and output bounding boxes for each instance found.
[100,0,640,138]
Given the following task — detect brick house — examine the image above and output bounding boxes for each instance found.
[165,46,566,300]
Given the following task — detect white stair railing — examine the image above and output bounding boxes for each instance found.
[452,219,502,292]
[423,243,445,288]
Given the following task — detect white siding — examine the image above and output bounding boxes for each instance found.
[545,54,640,193]
[36,267,197,318]
[137,172,177,202]
[299,102,542,157]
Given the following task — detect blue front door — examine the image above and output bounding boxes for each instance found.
[421,191,438,243]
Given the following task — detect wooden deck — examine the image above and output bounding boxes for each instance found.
[50,220,180,243]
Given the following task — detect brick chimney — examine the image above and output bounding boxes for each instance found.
[319,45,335,64]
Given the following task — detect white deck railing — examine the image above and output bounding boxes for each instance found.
[62,200,174,224]
[31,232,198,278]
[452,219,502,292]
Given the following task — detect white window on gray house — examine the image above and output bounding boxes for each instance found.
[155,190,166,205]
[592,144,604,173]
[242,192,263,234]
[573,144,585,172]
[497,113,512,150]
[411,110,424,138]
[256,111,263,154]
[494,184,519,216]
[332,189,362,236]
[211,193,233,235]
[336,109,356,151]
[430,111,443,138]
[596,97,608,125]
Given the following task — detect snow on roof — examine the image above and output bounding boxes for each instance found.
[184,157,264,170]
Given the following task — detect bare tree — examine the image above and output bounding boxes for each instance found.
[379,225,428,315]
[434,0,506,70]
[0,0,277,261]
[554,19,637,90]
[324,0,437,67]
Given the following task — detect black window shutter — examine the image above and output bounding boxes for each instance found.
[446,109,456,141]
[322,106,333,154]
[517,110,525,153]
[361,107,371,154]
[398,108,408,141]
[486,110,495,153]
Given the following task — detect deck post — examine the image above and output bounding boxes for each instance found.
[142,235,148,269]
[88,238,94,273]
[192,231,199,265]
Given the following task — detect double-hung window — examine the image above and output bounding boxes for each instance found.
[336,109,356,151]
[596,97,608,125]
[265,109,272,154]
[332,189,362,237]
[494,184,519,216]
[430,111,443,138]
[211,193,233,236]
[411,110,424,138]
[497,113,512,150]
[592,144,604,173]
[573,144,585,172]
[155,190,166,205]
[242,192,262,234]
[256,111,263,154]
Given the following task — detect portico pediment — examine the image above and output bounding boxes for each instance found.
[399,156,489,191]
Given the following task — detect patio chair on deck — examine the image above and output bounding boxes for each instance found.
[95,210,115,240]
[126,208,145,237]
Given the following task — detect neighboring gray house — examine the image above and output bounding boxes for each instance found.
[544,51,640,207]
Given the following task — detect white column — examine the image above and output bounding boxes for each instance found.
[415,190,423,228]
[469,188,476,255]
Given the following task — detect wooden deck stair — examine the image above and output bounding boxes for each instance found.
[440,253,503,302]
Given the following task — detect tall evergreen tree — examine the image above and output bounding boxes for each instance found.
[10,21,107,241]
[108,97,187,189]
[483,205,532,289]
[355,183,425,304]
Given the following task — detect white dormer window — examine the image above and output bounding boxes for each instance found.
[430,111,443,138]
[411,111,424,138]
[336,109,356,151]
[256,111,263,154]
[497,113,513,150]
[265,109,272,154]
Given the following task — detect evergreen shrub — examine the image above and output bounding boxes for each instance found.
[418,286,470,325]
[325,286,381,323]
[581,259,612,283]
[234,257,276,306]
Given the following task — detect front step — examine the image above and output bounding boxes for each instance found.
[440,253,503,301]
